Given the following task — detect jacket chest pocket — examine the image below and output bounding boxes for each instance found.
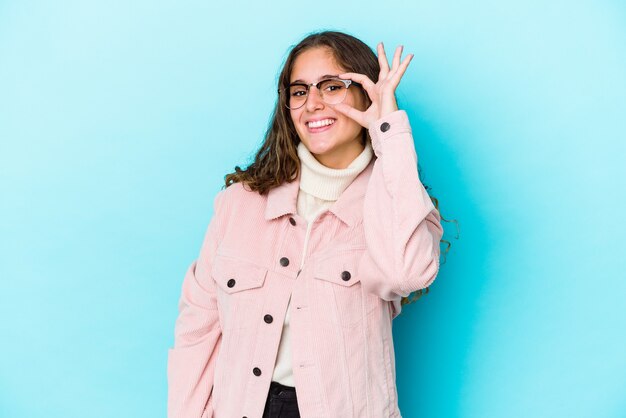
[312,248,381,329]
[211,254,268,330]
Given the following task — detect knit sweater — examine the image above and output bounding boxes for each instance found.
[271,139,374,385]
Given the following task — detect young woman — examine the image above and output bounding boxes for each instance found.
[167,30,445,418]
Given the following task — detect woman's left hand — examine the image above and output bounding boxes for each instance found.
[333,43,413,129]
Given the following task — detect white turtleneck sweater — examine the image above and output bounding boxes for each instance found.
[271,139,374,386]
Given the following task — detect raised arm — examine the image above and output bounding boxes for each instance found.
[358,110,443,302]
[333,43,444,302]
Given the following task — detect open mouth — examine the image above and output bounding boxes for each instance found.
[306,118,336,133]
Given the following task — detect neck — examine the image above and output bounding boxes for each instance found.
[297,140,374,201]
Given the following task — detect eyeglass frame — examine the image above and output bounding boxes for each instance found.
[277,77,362,110]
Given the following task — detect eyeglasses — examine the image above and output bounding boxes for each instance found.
[278,77,360,110]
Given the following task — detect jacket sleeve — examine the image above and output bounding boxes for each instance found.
[358,109,444,303]
[167,189,226,418]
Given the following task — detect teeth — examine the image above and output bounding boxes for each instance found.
[308,119,335,128]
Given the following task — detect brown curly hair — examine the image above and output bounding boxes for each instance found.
[223,30,458,308]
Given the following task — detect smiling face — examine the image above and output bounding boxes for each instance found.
[289,47,368,169]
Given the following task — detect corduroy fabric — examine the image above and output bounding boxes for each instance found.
[271,138,374,386]
[167,110,444,418]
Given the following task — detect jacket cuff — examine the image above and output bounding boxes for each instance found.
[367,109,412,157]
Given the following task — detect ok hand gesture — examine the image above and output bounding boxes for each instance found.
[333,43,414,129]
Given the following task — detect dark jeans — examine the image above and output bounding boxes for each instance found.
[262,381,301,418]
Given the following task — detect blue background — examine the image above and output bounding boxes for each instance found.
[1,1,625,417]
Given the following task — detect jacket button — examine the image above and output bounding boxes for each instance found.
[253,367,262,376]
[280,257,289,267]
[289,217,296,226]
[341,271,351,281]
[380,122,390,132]
[264,314,273,324]
[227,279,236,288]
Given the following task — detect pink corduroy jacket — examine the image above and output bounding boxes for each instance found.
[167,110,444,418]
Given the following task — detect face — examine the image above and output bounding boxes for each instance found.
[289,47,368,169]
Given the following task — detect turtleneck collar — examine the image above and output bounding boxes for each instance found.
[296,140,374,201]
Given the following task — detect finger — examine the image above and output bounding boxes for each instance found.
[332,102,367,128]
[391,45,403,73]
[377,42,389,81]
[338,72,377,101]
[388,53,414,88]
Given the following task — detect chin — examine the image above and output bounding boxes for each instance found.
[304,140,334,156]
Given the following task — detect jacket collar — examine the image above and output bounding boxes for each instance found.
[264,156,376,227]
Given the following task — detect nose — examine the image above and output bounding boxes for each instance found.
[305,86,324,112]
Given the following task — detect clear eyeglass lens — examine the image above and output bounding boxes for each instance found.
[287,79,347,109]
[319,79,347,103]
[288,85,307,109]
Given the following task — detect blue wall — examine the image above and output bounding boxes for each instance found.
[1,1,624,417]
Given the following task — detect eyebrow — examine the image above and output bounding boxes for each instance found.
[290,74,339,84]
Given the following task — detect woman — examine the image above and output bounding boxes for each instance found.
[168,30,445,418]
